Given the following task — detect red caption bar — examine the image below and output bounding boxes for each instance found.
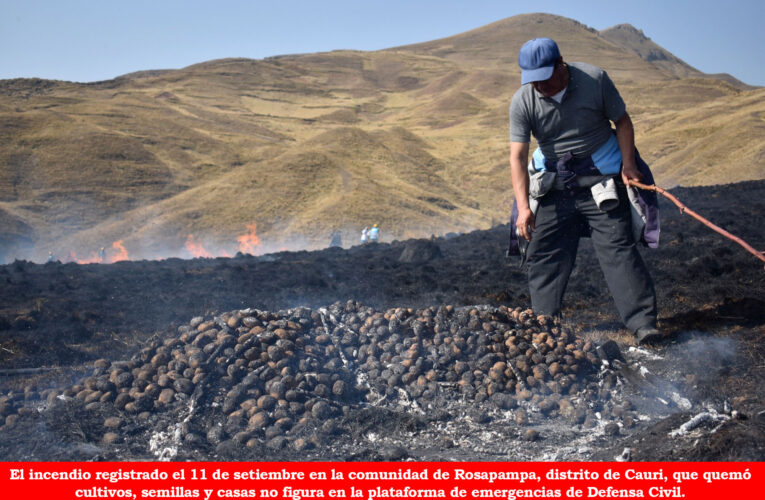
[1,462,760,500]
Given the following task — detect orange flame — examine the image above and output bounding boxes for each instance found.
[185,234,213,258]
[71,250,102,264]
[69,241,130,264]
[237,222,261,255]
[109,240,129,263]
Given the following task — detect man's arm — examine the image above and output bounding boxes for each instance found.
[510,141,534,241]
[615,112,643,186]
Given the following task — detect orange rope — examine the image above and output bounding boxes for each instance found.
[629,180,765,266]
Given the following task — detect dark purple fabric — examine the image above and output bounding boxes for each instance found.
[634,148,660,248]
[544,151,601,192]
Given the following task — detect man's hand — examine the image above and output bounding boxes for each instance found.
[516,206,535,241]
[509,141,533,239]
[621,160,643,188]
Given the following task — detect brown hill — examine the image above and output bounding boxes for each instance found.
[0,13,762,262]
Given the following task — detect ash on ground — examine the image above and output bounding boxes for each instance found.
[1,302,760,461]
[1,181,763,460]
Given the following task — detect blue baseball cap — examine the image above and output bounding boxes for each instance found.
[518,38,561,84]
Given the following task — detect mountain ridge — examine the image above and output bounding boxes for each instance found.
[598,23,755,89]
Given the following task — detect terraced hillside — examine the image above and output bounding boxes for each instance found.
[0,13,762,262]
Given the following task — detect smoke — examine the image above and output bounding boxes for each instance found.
[0,211,481,265]
[665,332,740,386]
[669,333,738,360]
[1,225,309,264]
[619,332,740,421]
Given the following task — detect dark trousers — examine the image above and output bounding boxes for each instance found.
[526,186,657,333]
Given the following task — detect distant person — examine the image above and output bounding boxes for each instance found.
[98,247,106,261]
[47,251,56,263]
[329,231,342,248]
[360,227,369,244]
[368,224,379,243]
[508,38,661,344]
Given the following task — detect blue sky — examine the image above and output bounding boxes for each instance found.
[1,0,763,86]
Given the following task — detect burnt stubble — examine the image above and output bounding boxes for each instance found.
[0,181,763,461]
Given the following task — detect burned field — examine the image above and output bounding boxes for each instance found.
[0,181,763,461]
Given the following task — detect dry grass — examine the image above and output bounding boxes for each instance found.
[0,13,762,260]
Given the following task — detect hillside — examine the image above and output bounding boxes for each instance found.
[0,13,762,262]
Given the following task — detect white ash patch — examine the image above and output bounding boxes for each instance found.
[149,425,181,461]
[670,392,692,411]
[627,346,664,361]
[669,410,729,437]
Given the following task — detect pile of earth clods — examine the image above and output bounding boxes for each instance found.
[1,301,648,460]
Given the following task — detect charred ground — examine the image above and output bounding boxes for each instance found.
[0,181,763,461]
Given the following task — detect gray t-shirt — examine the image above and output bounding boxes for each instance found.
[509,62,626,161]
